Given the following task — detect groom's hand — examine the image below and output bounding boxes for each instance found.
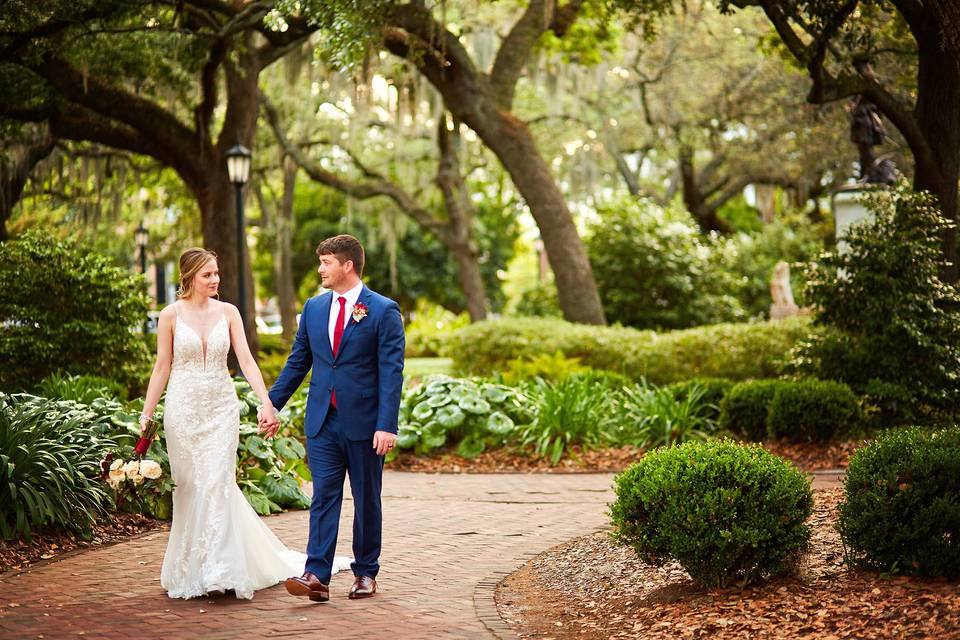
[373,431,397,456]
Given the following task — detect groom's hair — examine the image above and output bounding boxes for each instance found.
[317,234,365,276]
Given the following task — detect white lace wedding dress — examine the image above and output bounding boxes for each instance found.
[160,302,348,600]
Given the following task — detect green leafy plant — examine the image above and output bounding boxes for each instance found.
[0,393,116,540]
[397,375,534,459]
[404,299,469,357]
[234,380,312,515]
[499,350,589,385]
[605,382,713,448]
[793,185,960,410]
[38,372,128,404]
[766,379,860,442]
[665,377,734,423]
[520,374,613,464]
[718,380,784,441]
[611,440,813,588]
[0,231,151,393]
[838,427,960,579]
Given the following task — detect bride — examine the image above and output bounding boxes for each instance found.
[139,248,348,600]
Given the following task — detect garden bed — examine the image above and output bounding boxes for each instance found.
[496,487,960,639]
[386,440,858,474]
[0,512,164,574]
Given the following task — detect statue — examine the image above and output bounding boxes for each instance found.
[769,261,800,320]
[850,60,896,185]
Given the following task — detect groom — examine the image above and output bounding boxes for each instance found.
[260,234,404,602]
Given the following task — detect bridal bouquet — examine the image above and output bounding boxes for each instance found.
[100,450,174,519]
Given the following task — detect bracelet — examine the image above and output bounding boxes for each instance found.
[139,413,153,422]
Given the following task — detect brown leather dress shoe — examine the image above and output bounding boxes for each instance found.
[285,572,330,602]
[348,575,377,599]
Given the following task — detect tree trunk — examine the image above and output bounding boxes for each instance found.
[276,156,298,341]
[465,112,605,324]
[1,129,56,240]
[914,40,960,282]
[436,116,488,322]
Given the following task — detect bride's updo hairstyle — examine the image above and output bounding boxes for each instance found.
[177,248,218,299]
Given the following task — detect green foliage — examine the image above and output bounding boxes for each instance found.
[586,198,746,330]
[38,373,128,404]
[718,380,783,441]
[404,300,469,357]
[500,351,589,385]
[397,375,535,459]
[767,379,860,443]
[512,281,562,319]
[838,427,960,579]
[611,440,813,588]
[605,383,713,449]
[0,231,151,393]
[258,334,290,356]
[520,375,613,464]
[793,186,960,408]
[0,393,116,540]
[449,316,808,385]
[233,380,311,514]
[664,377,735,423]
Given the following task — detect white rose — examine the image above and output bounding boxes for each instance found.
[108,461,126,485]
[122,460,140,479]
[129,472,145,485]
[139,459,162,480]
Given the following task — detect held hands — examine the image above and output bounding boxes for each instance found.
[373,430,397,456]
[257,405,280,438]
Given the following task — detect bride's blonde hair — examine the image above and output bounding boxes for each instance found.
[177,248,218,299]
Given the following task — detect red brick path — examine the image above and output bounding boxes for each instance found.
[0,472,617,639]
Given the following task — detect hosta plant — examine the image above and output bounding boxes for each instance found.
[397,375,535,458]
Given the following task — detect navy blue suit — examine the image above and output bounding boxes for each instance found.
[269,285,404,582]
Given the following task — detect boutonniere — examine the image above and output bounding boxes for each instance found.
[352,302,369,323]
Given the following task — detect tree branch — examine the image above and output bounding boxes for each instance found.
[260,91,446,238]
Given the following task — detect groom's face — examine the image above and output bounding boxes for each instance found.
[318,253,350,291]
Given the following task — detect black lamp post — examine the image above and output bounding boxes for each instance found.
[226,144,252,330]
[135,221,149,333]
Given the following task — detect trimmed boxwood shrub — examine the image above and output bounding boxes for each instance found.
[767,379,860,442]
[718,380,783,441]
[837,427,960,579]
[611,440,813,587]
[449,316,809,385]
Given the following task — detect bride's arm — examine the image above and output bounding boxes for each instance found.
[225,304,276,421]
[141,306,175,428]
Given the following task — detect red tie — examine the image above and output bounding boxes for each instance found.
[331,296,346,408]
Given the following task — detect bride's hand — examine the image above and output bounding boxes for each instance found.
[258,405,280,438]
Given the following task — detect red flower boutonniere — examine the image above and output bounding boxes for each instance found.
[352,302,369,323]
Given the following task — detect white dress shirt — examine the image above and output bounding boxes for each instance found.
[327,281,364,351]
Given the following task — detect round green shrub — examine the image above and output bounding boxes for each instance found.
[611,440,813,587]
[766,379,860,442]
[718,380,782,441]
[0,231,151,393]
[837,427,960,579]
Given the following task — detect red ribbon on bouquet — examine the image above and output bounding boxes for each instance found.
[135,417,160,457]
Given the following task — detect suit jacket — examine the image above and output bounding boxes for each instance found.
[268,285,405,440]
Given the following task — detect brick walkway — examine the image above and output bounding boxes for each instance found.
[0,472,617,640]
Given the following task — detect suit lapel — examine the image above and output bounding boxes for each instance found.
[334,286,370,361]
[318,292,335,361]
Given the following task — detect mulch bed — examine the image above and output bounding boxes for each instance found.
[0,512,165,575]
[387,439,860,474]
[496,487,960,639]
